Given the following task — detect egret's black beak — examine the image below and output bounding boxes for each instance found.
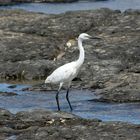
[89,36,101,40]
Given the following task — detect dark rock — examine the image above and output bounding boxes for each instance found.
[98,89,140,103]
[8,84,17,88]
[0,108,13,117]
[0,108,15,139]
[124,9,140,14]
[0,108,140,140]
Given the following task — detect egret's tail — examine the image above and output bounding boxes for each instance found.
[45,76,51,84]
[45,78,48,84]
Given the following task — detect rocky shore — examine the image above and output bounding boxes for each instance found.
[1,108,140,140]
[0,8,139,102]
[0,8,140,139]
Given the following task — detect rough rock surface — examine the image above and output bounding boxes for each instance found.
[0,108,140,140]
[0,9,140,102]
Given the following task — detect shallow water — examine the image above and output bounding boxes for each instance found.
[0,83,140,124]
[0,0,140,14]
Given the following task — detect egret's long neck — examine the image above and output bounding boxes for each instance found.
[76,38,85,67]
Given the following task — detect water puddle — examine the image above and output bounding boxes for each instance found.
[0,83,140,124]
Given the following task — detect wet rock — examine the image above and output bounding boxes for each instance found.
[0,108,13,117]
[0,91,17,96]
[8,84,17,88]
[16,109,77,121]
[0,8,140,102]
[0,108,15,139]
[96,72,140,102]
[98,89,140,103]
[0,108,140,140]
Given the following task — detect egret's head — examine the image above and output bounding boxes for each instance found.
[78,33,101,41]
[78,33,91,40]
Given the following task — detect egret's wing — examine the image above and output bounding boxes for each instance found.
[46,62,77,84]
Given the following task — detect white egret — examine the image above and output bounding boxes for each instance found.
[45,33,101,111]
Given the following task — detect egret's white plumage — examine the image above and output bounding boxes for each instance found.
[45,33,99,111]
[45,61,79,84]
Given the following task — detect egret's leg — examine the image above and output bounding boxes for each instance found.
[56,82,63,111]
[66,82,73,111]
[56,91,60,111]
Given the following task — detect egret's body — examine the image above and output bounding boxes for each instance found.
[46,62,80,84]
[45,33,99,111]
